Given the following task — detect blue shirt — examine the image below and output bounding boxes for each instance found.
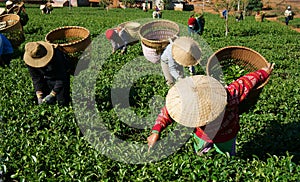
[0,33,13,55]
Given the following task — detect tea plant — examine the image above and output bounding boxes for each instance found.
[0,5,299,181]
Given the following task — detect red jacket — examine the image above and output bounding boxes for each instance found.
[151,70,269,143]
[188,17,197,26]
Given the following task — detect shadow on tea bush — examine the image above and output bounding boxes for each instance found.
[239,121,300,164]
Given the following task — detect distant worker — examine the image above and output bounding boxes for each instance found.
[40,1,53,14]
[5,0,14,10]
[187,14,197,36]
[6,0,29,26]
[236,11,243,22]
[142,3,147,12]
[152,5,162,19]
[284,6,294,25]
[222,9,228,19]
[106,26,131,54]
[195,13,205,35]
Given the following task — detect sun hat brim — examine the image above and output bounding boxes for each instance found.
[166,75,227,128]
[171,36,201,67]
[23,41,54,68]
[0,8,5,15]
[6,1,13,6]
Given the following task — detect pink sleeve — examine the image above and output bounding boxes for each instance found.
[151,106,174,132]
[227,69,269,102]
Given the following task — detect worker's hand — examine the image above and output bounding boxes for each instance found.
[262,63,275,75]
[42,91,56,104]
[147,132,159,152]
[38,98,43,105]
[36,91,43,105]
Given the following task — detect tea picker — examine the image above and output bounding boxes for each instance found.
[40,1,53,14]
[160,36,201,86]
[6,1,29,26]
[23,41,71,106]
[147,57,274,156]
[106,26,131,54]
[5,0,14,11]
[284,6,294,25]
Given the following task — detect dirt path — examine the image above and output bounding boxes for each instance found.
[265,16,300,33]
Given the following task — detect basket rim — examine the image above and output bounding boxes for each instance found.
[207,45,268,62]
[7,5,21,14]
[0,13,20,19]
[119,21,141,28]
[206,46,270,89]
[138,19,179,44]
[45,26,90,47]
[0,14,21,32]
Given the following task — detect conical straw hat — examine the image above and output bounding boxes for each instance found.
[171,36,201,66]
[166,75,227,127]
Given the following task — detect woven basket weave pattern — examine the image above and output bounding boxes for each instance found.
[206,46,270,113]
[0,14,24,48]
[139,20,179,63]
[141,42,161,64]
[139,20,179,49]
[45,26,91,53]
[142,30,175,49]
[206,46,269,89]
[0,14,23,33]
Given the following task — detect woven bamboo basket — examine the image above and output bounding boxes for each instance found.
[0,14,23,33]
[255,14,263,22]
[138,20,179,51]
[119,21,141,43]
[45,26,91,53]
[0,14,24,48]
[141,41,162,64]
[206,46,270,113]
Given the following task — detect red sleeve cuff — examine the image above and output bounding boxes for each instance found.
[152,125,163,133]
[257,69,269,80]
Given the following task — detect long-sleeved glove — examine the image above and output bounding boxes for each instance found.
[42,91,56,104]
[36,91,43,105]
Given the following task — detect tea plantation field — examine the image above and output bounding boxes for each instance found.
[0,5,300,181]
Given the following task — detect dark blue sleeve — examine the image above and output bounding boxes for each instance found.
[51,49,70,93]
[28,66,47,92]
[0,34,13,54]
